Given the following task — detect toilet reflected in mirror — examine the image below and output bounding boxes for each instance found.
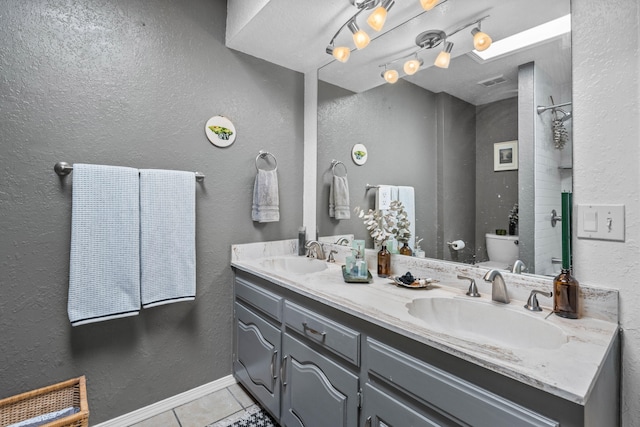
[477,233,519,270]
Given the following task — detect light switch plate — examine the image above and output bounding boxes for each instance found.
[577,204,625,241]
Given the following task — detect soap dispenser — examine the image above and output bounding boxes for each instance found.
[352,249,368,278]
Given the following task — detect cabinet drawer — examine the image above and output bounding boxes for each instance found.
[235,276,283,321]
[284,301,360,366]
[367,338,559,427]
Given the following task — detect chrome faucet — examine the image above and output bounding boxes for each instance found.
[483,269,510,304]
[305,240,326,260]
[335,237,350,246]
[512,259,527,274]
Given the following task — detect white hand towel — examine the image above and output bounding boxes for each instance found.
[397,186,416,249]
[68,164,140,326]
[329,175,350,219]
[252,169,280,222]
[140,169,196,308]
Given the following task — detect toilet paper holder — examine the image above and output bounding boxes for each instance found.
[447,240,466,251]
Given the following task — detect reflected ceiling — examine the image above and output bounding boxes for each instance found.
[226,0,570,104]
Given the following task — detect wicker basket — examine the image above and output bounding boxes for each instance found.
[0,376,89,427]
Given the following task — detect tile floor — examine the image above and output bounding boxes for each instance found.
[128,383,263,427]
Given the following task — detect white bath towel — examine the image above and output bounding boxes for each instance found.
[397,186,416,249]
[329,175,350,219]
[68,164,140,326]
[139,169,196,308]
[252,169,280,222]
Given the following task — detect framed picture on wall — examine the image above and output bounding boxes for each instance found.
[494,140,518,171]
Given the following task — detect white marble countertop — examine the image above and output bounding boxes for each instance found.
[231,239,619,406]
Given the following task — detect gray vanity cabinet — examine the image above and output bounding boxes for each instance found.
[232,269,615,427]
[365,338,559,427]
[280,332,359,427]
[233,277,284,418]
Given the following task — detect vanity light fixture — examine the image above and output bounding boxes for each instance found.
[367,0,395,32]
[326,0,393,62]
[403,55,424,75]
[348,20,371,49]
[434,41,453,68]
[471,21,492,51]
[378,15,491,83]
[382,67,399,84]
[420,0,439,11]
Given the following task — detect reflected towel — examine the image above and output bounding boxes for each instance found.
[397,186,415,249]
[68,164,140,326]
[139,169,196,308]
[329,175,350,219]
[252,169,280,222]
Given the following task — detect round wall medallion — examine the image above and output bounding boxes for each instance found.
[352,143,368,165]
[205,116,236,147]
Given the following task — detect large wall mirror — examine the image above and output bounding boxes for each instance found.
[316,0,572,277]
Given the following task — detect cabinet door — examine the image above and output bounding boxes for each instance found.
[234,302,281,418]
[362,384,442,427]
[281,333,359,427]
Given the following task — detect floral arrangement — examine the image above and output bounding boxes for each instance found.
[509,203,519,225]
[354,201,411,246]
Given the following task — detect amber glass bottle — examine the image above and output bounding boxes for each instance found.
[377,243,391,278]
[553,268,579,319]
[399,241,413,256]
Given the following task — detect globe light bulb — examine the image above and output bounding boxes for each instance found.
[383,69,399,84]
[353,29,371,49]
[367,6,387,32]
[403,58,422,75]
[332,46,351,62]
[472,28,492,51]
[420,0,438,11]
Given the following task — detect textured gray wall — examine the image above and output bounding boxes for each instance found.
[475,97,519,262]
[0,0,303,423]
[436,93,477,263]
[317,80,438,256]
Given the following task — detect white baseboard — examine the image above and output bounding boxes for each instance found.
[93,375,237,427]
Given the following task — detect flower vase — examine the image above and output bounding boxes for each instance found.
[508,222,518,236]
[377,243,391,278]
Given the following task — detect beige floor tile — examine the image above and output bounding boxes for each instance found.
[174,389,243,427]
[128,410,180,427]
[228,383,256,409]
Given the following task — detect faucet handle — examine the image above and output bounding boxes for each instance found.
[327,249,338,263]
[524,290,553,312]
[458,275,481,297]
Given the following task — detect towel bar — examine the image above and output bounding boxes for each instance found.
[365,183,380,191]
[54,162,205,181]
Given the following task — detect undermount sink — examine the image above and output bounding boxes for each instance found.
[407,297,568,350]
[259,256,328,275]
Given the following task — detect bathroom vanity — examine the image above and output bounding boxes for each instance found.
[231,240,619,427]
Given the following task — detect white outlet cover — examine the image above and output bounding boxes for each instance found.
[576,204,625,242]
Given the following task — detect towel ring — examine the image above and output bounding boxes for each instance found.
[255,150,278,171]
[331,159,347,177]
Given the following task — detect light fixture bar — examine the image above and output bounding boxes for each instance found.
[377,15,490,80]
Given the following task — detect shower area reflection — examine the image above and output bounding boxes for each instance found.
[519,62,573,276]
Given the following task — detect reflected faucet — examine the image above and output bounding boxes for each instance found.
[483,269,510,304]
[512,260,527,274]
[335,237,350,246]
[305,241,326,260]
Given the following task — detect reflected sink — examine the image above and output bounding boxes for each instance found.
[407,297,568,350]
[259,256,328,275]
